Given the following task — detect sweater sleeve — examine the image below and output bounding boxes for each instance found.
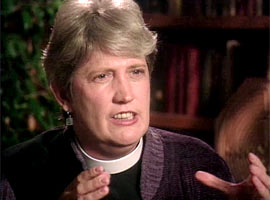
[152,128,234,200]
[0,177,16,200]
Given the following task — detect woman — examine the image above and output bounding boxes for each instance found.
[2,0,270,199]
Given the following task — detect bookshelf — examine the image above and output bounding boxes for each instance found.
[150,112,214,131]
[146,13,270,132]
[143,14,270,30]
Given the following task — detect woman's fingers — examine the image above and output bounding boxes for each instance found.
[249,153,270,189]
[195,171,236,195]
[195,154,270,200]
[77,171,110,194]
[252,176,270,200]
[78,186,110,200]
[248,153,270,200]
[250,164,270,189]
[77,166,105,182]
[59,166,111,200]
[248,153,267,172]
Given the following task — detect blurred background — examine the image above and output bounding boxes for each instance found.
[1,0,63,149]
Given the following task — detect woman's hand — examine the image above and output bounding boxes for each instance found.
[59,166,110,200]
[249,153,270,199]
[195,153,270,200]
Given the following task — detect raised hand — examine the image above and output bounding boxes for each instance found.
[59,166,110,200]
[249,153,270,199]
[195,153,270,200]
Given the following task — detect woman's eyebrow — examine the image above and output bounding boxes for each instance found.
[86,68,114,76]
[128,64,147,69]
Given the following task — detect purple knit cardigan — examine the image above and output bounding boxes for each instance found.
[1,127,233,199]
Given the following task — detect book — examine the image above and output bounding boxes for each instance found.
[229,0,237,16]
[247,0,257,16]
[200,48,223,117]
[263,0,269,15]
[266,49,270,80]
[186,46,201,116]
[137,0,168,14]
[236,0,248,16]
[256,0,263,16]
[150,43,168,112]
[165,45,179,113]
[219,40,241,107]
[181,0,203,16]
[205,0,217,17]
[168,0,182,17]
[177,46,187,114]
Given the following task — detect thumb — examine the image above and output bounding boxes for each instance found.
[195,171,237,195]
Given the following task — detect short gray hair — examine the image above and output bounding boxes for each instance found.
[42,0,157,96]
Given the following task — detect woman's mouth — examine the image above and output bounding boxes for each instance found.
[113,112,135,120]
[111,111,138,126]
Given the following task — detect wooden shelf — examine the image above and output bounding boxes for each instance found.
[144,14,270,30]
[150,112,214,131]
[147,14,269,132]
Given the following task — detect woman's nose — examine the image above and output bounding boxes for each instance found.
[112,78,134,104]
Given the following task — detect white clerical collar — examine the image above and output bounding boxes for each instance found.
[76,138,143,174]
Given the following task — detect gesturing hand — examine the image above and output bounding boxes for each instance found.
[195,153,270,200]
[59,166,110,200]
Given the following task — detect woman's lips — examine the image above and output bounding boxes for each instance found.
[111,111,138,126]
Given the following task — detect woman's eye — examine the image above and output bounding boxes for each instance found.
[93,72,112,83]
[97,74,106,79]
[130,68,145,78]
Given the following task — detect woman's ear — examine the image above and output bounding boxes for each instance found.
[50,82,71,112]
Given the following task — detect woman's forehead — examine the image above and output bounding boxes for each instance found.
[78,51,147,71]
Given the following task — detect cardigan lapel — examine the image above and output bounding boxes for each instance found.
[140,128,164,200]
[68,126,165,200]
